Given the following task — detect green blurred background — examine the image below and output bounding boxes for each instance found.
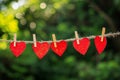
[0,0,120,80]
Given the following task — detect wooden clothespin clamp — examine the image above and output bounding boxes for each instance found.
[75,31,80,44]
[52,34,57,48]
[33,34,37,47]
[101,27,106,42]
[13,33,17,47]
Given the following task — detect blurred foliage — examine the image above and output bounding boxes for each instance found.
[0,0,120,80]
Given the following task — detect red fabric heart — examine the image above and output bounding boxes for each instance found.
[10,42,26,57]
[32,42,50,59]
[94,36,107,54]
[51,40,67,56]
[73,38,90,55]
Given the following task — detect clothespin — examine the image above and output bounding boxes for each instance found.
[52,34,57,47]
[33,34,37,47]
[75,31,80,44]
[101,27,106,42]
[13,33,17,47]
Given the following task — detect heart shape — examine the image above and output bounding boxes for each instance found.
[94,36,107,54]
[32,42,50,59]
[51,40,67,56]
[10,42,26,57]
[73,38,90,55]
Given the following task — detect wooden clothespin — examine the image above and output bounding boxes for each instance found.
[101,27,106,42]
[52,34,57,47]
[33,34,37,47]
[13,33,17,47]
[75,31,80,44]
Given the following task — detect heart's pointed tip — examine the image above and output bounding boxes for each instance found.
[36,55,44,59]
[14,55,20,58]
[39,57,44,60]
[82,54,86,56]
[98,52,102,55]
[57,54,63,57]
[36,54,46,60]
[98,50,103,54]
[80,53,86,56]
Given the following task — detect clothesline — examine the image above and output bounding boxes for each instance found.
[0,32,120,44]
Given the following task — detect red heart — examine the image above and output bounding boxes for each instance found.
[32,42,50,59]
[51,40,67,56]
[10,42,26,57]
[73,38,90,55]
[94,36,107,54]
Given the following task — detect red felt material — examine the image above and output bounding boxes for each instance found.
[51,40,67,56]
[10,42,26,57]
[32,42,50,59]
[94,36,107,54]
[73,38,90,55]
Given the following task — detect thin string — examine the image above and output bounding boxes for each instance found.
[0,32,120,44]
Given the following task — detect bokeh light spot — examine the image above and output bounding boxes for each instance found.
[30,22,36,30]
[40,2,47,9]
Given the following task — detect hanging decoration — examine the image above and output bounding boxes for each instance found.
[94,27,107,54]
[32,34,50,59]
[10,34,26,57]
[51,34,67,56]
[73,31,90,55]
[0,27,120,59]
